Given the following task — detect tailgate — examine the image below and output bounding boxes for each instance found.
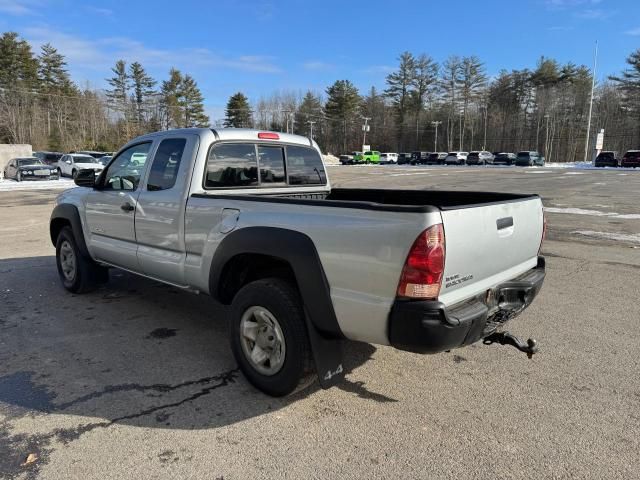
[438,197,544,306]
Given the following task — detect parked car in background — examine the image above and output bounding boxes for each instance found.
[76,150,108,159]
[97,155,113,166]
[426,152,448,165]
[445,152,468,165]
[3,157,59,181]
[351,151,364,164]
[361,151,381,164]
[34,151,64,166]
[379,152,398,164]
[339,154,353,165]
[411,151,429,165]
[515,151,545,167]
[397,153,412,165]
[621,150,640,168]
[466,151,495,165]
[594,151,619,168]
[493,152,517,165]
[57,154,105,179]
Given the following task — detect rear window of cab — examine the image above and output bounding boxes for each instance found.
[204,142,326,189]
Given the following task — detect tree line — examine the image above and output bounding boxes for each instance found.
[1,29,639,161]
[0,31,209,151]
[225,51,640,161]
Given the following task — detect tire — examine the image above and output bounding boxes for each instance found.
[16,171,21,182]
[55,226,108,293]
[230,278,313,397]
[72,169,78,179]
[57,168,62,177]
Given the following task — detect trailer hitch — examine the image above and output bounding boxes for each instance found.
[483,331,539,359]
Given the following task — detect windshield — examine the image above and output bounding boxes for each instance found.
[72,155,99,163]
[18,158,43,166]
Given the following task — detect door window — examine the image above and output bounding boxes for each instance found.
[101,142,152,191]
[146,138,186,191]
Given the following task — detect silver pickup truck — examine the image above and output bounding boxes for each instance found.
[50,128,546,396]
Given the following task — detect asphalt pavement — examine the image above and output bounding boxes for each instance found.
[1,165,638,479]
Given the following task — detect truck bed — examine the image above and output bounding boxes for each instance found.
[194,188,538,212]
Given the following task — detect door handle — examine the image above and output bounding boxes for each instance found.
[121,202,135,212]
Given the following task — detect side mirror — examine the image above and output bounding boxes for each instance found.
[66,160,72,164]
[74,169,97,188]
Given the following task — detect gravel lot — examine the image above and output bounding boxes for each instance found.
[1,165,639,479]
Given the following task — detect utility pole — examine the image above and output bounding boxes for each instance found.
[282,110,290,133]
[431,121,442,152]
[482,105,488,150]
[544,114,550,162]
[307,120,316,139]
[459,113,463,151]
[584,40,598,163]
[289,112,295,135]
[362,117,371,150]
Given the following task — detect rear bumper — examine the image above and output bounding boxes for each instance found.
[388,256,546,353]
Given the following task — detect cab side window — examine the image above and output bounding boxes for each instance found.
[102,142,152,191]
[146,138,186,191]
[205,143,258,188]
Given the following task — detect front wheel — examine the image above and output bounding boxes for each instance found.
[56,226,108,293]
[72,169,78,179]
[16,171,21,182]
[230,278,313,396]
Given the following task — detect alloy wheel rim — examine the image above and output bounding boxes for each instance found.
[59,240,76,282]
[239,306,286,376]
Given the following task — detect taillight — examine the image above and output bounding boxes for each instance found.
[539,211,547,255]
[258,132,279,140]
[397,224,445,300]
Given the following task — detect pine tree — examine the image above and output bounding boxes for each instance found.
[610,48,640,129]
[385,52,416,149]
[224,92,252,128]
[38,43,74,93]
[129,61,156,129]
[181,75,209,127]
[295,91,323,137]
[160,67,183,129]
[0,32,39,89]
[325,80,360,153]
[106,60,134,137]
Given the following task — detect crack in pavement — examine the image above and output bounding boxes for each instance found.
[1,368,239,479]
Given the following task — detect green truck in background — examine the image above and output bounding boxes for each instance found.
[353,150,381,164]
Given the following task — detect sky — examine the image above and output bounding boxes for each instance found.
[1,0,639,120]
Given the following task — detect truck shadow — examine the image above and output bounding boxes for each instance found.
[0,256,396,439]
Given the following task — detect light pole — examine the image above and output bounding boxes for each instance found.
[307,120,316,139]
[431,121,442,152]
[362,117,371,150]
[459,113,463,151]
[584,40,598,163]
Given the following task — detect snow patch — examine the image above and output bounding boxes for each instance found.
[573,230,640,244]
[545,207,640,220]
[0,179,75,192]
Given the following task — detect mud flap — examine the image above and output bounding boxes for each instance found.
[304,312,344,389]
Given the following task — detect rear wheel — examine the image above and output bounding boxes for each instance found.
[55,226,108,293]
[230,278,313,396]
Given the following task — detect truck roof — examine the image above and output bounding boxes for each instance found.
[134,128,317,149]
